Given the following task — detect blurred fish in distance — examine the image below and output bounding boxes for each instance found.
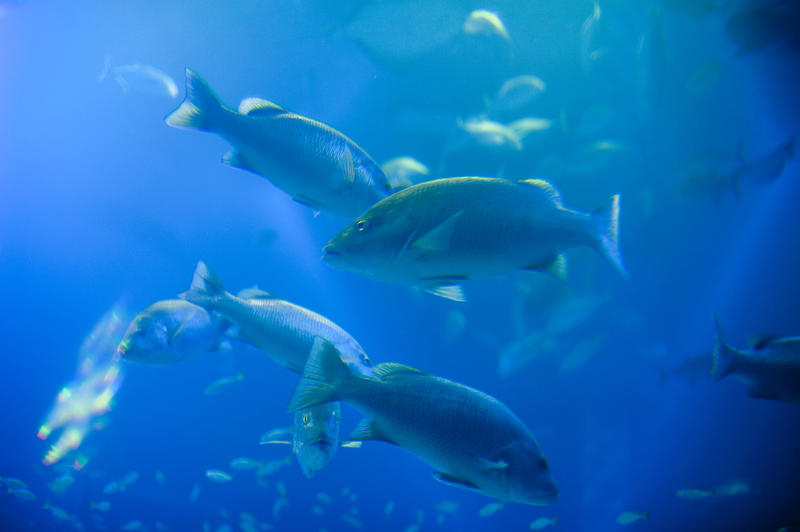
[99,55,178,99]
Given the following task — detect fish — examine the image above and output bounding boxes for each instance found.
[44,504,71,520]
[462,10,510,43]
[260,403,353,479]
[102,480,122,494]
[529,517,558,530]
[121,471,139,487]
[324,177,625,301]
[165,69,391,217]
[119,300,229,364]
[715,480,751,497]
[289,339,558,505]
[712,315,800,404]
[7,487,36,500]
[380,157,431,191]
[99,56,178,99]
[434,500,459,514]
[205,469,233,483]
[204,374,244,396]
[478,501,504,517]
[90,501,111,511]
[507,118,554,142]
[384,500,395,518]
[676,488,715,500]
[121,520,143,531]
[181,261,372,374]
[340,514,364,529]
[229,457,262,471]
[498,330,558,377]
[256,457,293,477]
[189,483,201,502]
[47,473,74,493]
[292,403,344,478]
[317,492,332,505]
[273,496,289,519]
[486,76,547,117]
[312,505,325,516]
[0,477,28,489]
[457,118,523,151]
[155,471,166,484]
[616,511,649,525]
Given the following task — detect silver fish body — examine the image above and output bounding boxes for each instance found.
[180,262,370,374]
[166,69,390,217]
[119,300,227,364]
[290,340,558,505]
[325,177,624,300]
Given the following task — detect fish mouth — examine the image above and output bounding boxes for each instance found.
[322,244,349,265]
[309,438,333,451]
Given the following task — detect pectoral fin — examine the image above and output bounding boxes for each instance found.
[425,284,466,302]
[341,145,355,184]
[433,471,480,492]
[748,384,781,401]
[339,441,363,449]
[349,419,397,445]
[479,457,510,471]
[524,254,567,282]
[411,211,463,253]
[222,151,259,175]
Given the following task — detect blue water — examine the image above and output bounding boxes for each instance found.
[2,1,800,531]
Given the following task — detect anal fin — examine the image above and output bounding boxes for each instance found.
[433,471,480,492]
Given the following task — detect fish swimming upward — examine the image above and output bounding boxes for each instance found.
[165,69,391,217]
[324,176,626,301]
[289,339,558,505]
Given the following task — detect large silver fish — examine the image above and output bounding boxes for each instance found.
[179,261,371,374]
[324,177,625,301]
[118,300,228,364]
[712,315,800,404]
[165,69,391,217]
[289,339,558,505]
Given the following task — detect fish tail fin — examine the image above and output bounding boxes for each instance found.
[288,338,355,411]
[179,261,226,307]
[98,54,112,82]
[165,69,225,132]
[643,511,650,520]
[711,313,738,382]
[592,194,628,277]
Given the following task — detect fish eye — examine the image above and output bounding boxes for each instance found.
[355,219,369,232]
[302,413,311,425]
[538,457,549,470]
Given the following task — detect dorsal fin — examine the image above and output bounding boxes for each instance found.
[372,362,425,379]
[238,97,285,117]
[747,333,782,350]
[519,178,562,205]
[236,286,274,300]
[349,418,397,445]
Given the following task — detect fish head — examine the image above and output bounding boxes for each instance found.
[324,201,411,277]
[117,313,170,363]
[490,439,558,505]
[293,404,341,478]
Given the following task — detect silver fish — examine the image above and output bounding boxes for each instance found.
[180,261,371,374]
[289,339,558,505]
[324,177,625,301]
[616,511,649,525]
[119,299,228,364]
[165,69,390,217]
[712,315,800,403]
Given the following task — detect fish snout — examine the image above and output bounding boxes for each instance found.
[322,243,347,265]
[537,481,559,504]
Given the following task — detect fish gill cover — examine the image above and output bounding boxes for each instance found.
[1,0,800,531]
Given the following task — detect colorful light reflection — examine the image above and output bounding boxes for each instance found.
[37,304,129,466]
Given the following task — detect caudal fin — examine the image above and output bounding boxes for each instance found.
[179,261,226,307]
[165,69,225,132]
[711,313,738,382]
[592,194,627,277]
[288,338,355,412]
